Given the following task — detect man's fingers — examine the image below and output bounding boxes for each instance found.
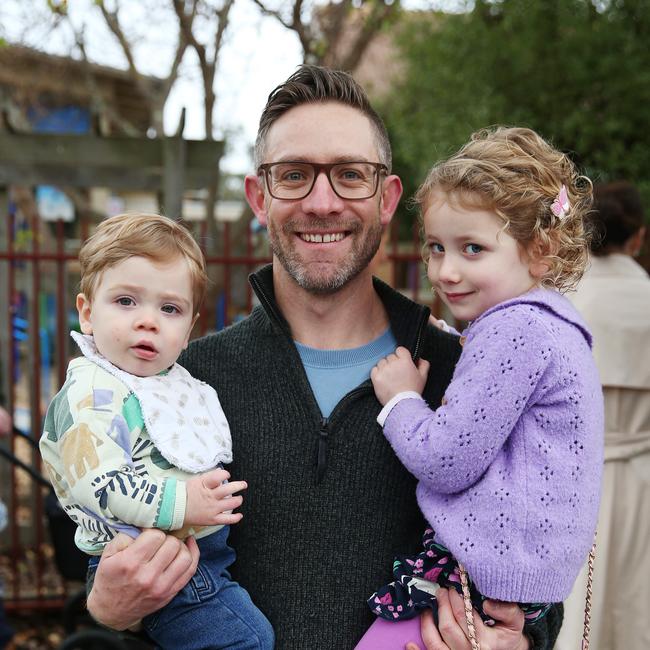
[108,528,168,565]
[447,587,472,636]
[101,531,138,559]
[139,532,188,574]
[418,607,445,650]
[436,587,471,649]
[162,536,200,597]
[482,598,525,633]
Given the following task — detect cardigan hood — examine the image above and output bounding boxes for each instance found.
[473,288,593,348]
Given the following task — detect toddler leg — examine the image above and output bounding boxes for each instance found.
[143,527,273,649]
[143,575,274,650]
[355,616,423,650]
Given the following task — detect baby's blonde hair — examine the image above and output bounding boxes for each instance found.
[79,213,208,313]
[415,126,593,292]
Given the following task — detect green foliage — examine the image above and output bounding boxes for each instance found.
[380,0,650,232]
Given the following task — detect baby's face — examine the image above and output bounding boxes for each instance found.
[77,255,196,376]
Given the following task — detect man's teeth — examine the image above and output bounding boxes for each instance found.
[300,233,345,243]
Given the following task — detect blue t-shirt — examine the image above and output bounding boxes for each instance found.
[295,328,397,417]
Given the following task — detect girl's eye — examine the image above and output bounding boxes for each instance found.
[464,243,483,255]
[161,304,180,314]
[429,242,444,254]
[116,297,134,306]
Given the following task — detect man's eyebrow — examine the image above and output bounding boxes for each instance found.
[271,155,372,164]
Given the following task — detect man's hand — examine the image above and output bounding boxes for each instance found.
[86,529,199,630]
[0,407,12,436]
[371,346,430,406]
[185,468,247,527]
[406,588,530,650]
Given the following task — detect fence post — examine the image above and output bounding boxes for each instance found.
[163,108,187,219]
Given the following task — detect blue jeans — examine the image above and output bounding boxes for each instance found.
[88,526,274,650]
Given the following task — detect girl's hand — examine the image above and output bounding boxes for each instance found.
[185,468,247,527]
[406,588,529,650]
[371,346,430,406]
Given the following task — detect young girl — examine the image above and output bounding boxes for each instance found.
[355,127,603,649]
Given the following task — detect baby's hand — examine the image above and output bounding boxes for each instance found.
[370,346,430,406]
[184,468,247,527]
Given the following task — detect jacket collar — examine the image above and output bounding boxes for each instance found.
[248,264,431,353]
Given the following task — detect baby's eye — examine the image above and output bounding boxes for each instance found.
[464,243,483,255]
[429,242,444,254]
[161,304,180,314]
[116,297,135,306]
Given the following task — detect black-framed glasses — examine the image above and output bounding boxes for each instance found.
[258,161,388,201]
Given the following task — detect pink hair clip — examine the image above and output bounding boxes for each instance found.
[551,184,570,221]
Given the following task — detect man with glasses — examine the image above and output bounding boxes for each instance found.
[86,65,562,650]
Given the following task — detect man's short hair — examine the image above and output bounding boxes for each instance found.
[78,213,208,314]
[254,64,392,172]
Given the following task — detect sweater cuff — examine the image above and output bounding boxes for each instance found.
[377,391,425,426]
[155,477,186,530]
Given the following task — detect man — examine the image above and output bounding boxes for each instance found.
[87,66,562,649]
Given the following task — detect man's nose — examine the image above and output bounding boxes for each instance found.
[301,171,345,214]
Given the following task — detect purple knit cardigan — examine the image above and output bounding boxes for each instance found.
[383,289,604,602]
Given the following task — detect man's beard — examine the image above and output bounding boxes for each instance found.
[268,216,384,295]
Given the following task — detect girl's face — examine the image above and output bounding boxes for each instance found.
[424,193,539,322]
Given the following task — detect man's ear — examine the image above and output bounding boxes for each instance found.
[76,293,93,335]
[379,174,403,228]
[244,174,269,227]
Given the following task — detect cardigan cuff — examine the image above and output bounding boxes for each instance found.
[377,391,426,426]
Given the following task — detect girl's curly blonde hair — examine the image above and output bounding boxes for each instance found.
[415,126,593,292]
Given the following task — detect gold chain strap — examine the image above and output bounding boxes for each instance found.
[458,563,481,650]
[581,535,597,650]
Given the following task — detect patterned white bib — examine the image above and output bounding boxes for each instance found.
[71,332,232,473]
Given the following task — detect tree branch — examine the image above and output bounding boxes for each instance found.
[339,0,399,71]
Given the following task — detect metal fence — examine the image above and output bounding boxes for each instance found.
[0,193,435,611]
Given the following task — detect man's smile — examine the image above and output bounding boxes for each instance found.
[298,232,347,243]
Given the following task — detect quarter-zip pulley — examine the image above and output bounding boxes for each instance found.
[315,417,329,484]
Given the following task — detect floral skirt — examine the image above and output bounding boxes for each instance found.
[368,528,551,626]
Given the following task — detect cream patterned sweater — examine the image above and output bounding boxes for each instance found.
[40,356,228,554]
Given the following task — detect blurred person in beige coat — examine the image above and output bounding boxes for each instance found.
[557,181,650,650]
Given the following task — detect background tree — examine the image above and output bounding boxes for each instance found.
[250,0,401,68]
[380,0,650,240]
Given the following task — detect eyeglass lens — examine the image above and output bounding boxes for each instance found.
[266,162,380,200]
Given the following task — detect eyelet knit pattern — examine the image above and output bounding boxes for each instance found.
[383,288,604,603]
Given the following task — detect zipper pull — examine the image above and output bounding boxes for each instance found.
[316,417,329,484]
